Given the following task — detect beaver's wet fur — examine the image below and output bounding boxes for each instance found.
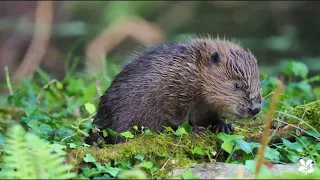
[86,37,262,144]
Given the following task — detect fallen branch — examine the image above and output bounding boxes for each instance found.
[13,1,53,79]
[85,16,165,71]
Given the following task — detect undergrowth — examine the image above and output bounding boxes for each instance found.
[0,59,319,179]
[0,124,75,179]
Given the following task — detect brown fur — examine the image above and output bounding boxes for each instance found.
[86,37,262,144]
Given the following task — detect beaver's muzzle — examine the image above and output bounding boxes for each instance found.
[248,103,261,116]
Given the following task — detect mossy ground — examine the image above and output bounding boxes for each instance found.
[67,131,218,177]
[1,100,319,178]
[286,100,320,132]
[66,99,320,177]
[66,119,269,177]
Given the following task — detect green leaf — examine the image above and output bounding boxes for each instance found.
[180,170,198,179]
[265,147,280,162]
[39,124,53,135]
[66,79,85,94]
[281,138,303,152]
[174,127,187,136]
[94,162,105,171]
[192,146,207,156]
[80,166,101,178]
[103,130,108,137]
[164,126,175,134]
[235,139,260,154]
[283,61,308,79]
[221,141,234,154]
[115,160,132,169]
[141,161,153,169]
[83,153,96,163]
[7,90,25,107]
[107,129,120,137]
[120,131,134,138]
[56,81,63,89]
[216,133,244,142]
[27,120,41,134]
[151,167,158,173]
[134,154,144,161]
[106,167,121,177]
[285,150,301,163]
[144,129,151,134]
[68,143,76,149]
[84,103,96,115]
[179,121,193,133]
[133,125,138,131]
[216,133,244,154]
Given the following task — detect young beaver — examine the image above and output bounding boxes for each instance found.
[87,38,262,144]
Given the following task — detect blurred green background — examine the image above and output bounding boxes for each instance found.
[0,1,319,93]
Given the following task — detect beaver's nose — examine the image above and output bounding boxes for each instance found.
[249,104,261,116]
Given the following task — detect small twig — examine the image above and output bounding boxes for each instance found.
[214,148,223,162]
[274,118,320,140]
[255,80,284,178]
[177,135,183,145]
[262,91,274,100]
[5,66,13,95]
[36,79,57,104]
[160,158,171,171]
[303,75,320,83]
[60,132,79,144]
[78,113,96,125]
[162,140,187,148]
[60,113,96,144]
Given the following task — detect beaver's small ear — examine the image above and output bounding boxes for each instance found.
[209,52,221,66]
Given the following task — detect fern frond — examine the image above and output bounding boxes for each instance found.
[0,124,76,179]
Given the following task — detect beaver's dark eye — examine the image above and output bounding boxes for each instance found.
[235,83,241,90]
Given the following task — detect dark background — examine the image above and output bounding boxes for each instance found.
[0,1,319,90]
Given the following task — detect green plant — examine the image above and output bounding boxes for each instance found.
[0,124,76,179]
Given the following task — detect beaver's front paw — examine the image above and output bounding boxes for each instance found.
[191,125,206,136]
[211,120,234,134]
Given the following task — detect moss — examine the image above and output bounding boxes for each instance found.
[67,132,217,177]
[66,119,273,177]
[286,100,320,132]
[69,115,314,177]
[0,107,25,118]
[233,119,265,141]
[0,107,25,132]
